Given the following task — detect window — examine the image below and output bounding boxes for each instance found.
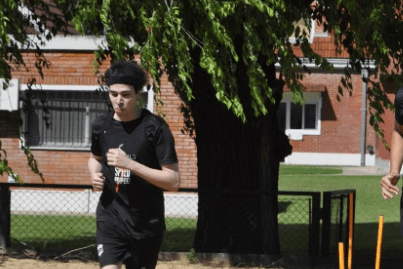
[277,92,322,140]
[289,18,316,44]
[21,85,153,150]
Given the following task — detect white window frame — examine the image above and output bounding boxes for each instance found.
[19,84,154,151]
[280,92,322,139]
[0,79,20,111]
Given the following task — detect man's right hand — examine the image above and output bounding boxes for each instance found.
[92,172,105,192]
[380,172,400,200]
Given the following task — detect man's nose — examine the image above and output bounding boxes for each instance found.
[116,95,123,103]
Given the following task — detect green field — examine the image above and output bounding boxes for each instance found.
[9,165,402,258]
[279,166,402,257]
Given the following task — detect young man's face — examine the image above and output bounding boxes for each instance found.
[109,84,141,121]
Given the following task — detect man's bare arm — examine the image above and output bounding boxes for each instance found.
[390,121,403,175]
[88,153,105,192]
[127,162,180,192]
[380,121,403,199]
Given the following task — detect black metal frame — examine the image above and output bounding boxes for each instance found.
[321,189,356,257]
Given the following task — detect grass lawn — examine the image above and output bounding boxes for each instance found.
[11,215,97,251]
[161,218,197,252]
[279,167,403,258]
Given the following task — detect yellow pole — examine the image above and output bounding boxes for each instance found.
[339,242,345,269]
[348,193,354,269]
[375,215,384,269]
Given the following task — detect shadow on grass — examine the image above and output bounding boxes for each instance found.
[161,227,195,252]
[161,223,403,269]
[278,201,293,213]
[324,222,403,258]
[162,223,311,256]
[10,235,97,259]
[310,222,403,269]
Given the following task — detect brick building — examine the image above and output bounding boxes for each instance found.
[281,21,394,168]
[0,37,198,187]
[0,20,395,188]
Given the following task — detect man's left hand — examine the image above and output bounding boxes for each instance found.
[380,172,400,200]
[107,148,130,168]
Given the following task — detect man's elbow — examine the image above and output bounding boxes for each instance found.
[168,173,180,192]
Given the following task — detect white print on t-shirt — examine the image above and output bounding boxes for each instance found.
[113,145,136,185]
[97,244,103,257]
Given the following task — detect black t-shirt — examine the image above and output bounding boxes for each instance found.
[91,109,178,238]
[396,88,403,125]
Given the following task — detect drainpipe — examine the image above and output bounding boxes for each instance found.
[360,68,369,166]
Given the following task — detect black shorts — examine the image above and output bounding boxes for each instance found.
[96,221,163,269]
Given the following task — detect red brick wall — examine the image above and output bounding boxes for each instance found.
[1,51,197,187]
[11,52,106,85]
[377,101,394,160]
[284,23,386,158]
[284,72,378,155]
[377,82,395,160]
[159,76,198,188]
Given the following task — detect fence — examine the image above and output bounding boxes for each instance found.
[0,183,355,259]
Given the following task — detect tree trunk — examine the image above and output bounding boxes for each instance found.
[189,44,289,254]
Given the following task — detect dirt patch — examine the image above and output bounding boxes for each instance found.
[0,249,275,268]
[0,258,98,269]
[0,258,267,269]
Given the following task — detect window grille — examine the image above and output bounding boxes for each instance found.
[24,90,149,149]
[26,91,108,149]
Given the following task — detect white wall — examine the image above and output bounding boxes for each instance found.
[284,152,376,166]
[10,190,198,218]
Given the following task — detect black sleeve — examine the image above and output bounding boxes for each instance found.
[90,115,105,157]
[154,122,178,166]
[395,88,403,125]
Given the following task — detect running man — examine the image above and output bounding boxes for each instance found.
[88,60,180,269]
[380,88,403,236]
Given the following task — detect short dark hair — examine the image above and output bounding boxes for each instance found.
[105,60,148,92]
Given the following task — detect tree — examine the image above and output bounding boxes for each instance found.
[58,0,314,254]
[0,0,71,183]
[3,0,403,254]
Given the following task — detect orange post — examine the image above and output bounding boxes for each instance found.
[375,215,384,269]
[339,242,345,269]
[348,193,354,269]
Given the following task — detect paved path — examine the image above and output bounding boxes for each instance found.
[341,166,387,176]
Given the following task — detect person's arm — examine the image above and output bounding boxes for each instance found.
[380,120,403,199]
[106,148,180,191]
[88,153,105,192]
